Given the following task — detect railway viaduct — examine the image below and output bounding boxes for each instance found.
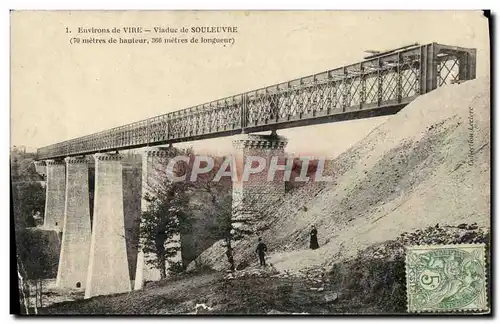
[32,43,476,298]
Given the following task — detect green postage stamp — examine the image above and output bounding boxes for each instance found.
[406,244,488,313]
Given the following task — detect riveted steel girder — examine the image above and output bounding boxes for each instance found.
[36,43,476,160]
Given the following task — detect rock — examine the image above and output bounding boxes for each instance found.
[469,223,479,230]
[324,292,339,303]
[194,303,214,314]
[183,300,197,312]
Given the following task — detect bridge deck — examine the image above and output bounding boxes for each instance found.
[36,42,476,160]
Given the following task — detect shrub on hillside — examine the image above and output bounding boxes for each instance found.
[329,224,490,313]
[17,229,60,279]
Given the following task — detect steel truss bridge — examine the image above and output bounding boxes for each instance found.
[37,42,476,160]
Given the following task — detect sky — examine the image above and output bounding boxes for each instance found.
[10,10,490,158]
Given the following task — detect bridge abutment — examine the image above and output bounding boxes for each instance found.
[85,153,131,298]
[44,160,66,231]
[56,157,91,289]
[134,147,182,290]
[231,134,288,238]
[33,160,47,178]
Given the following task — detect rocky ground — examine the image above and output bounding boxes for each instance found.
[40,223,490,315]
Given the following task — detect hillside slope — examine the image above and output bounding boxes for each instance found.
[191,77,490,274]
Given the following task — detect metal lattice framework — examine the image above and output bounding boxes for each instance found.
[37,42,476,160]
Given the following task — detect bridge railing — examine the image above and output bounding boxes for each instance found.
[36,42,476,160]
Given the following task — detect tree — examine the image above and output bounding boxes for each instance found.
[139,150,238,274]
[191,156,235,270]
[14,182,45,228]
[139,147,194,279]
[11,148,47,313]
[202,157,324,271]
[139,151,320,275]
[11,149,45,228]
[205,185,234,271]
[190,155,278,272]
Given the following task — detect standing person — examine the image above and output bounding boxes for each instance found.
[310,225,319,250]
[226,243,235,272]
[255,237,268,267]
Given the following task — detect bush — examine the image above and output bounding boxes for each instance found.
[168,261,186,275]
[329,224,490,313]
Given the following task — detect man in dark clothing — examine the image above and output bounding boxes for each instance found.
[255,237,268,267]
[310,225,319,250]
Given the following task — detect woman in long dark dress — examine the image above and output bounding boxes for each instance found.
[310,225,319,250]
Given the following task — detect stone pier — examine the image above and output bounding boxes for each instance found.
[56,157,92,289]
[121,155,142,289]
[85,153,131,298]
[232,134,288,237]
[44,160,66,231]
[134,147,182,290]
